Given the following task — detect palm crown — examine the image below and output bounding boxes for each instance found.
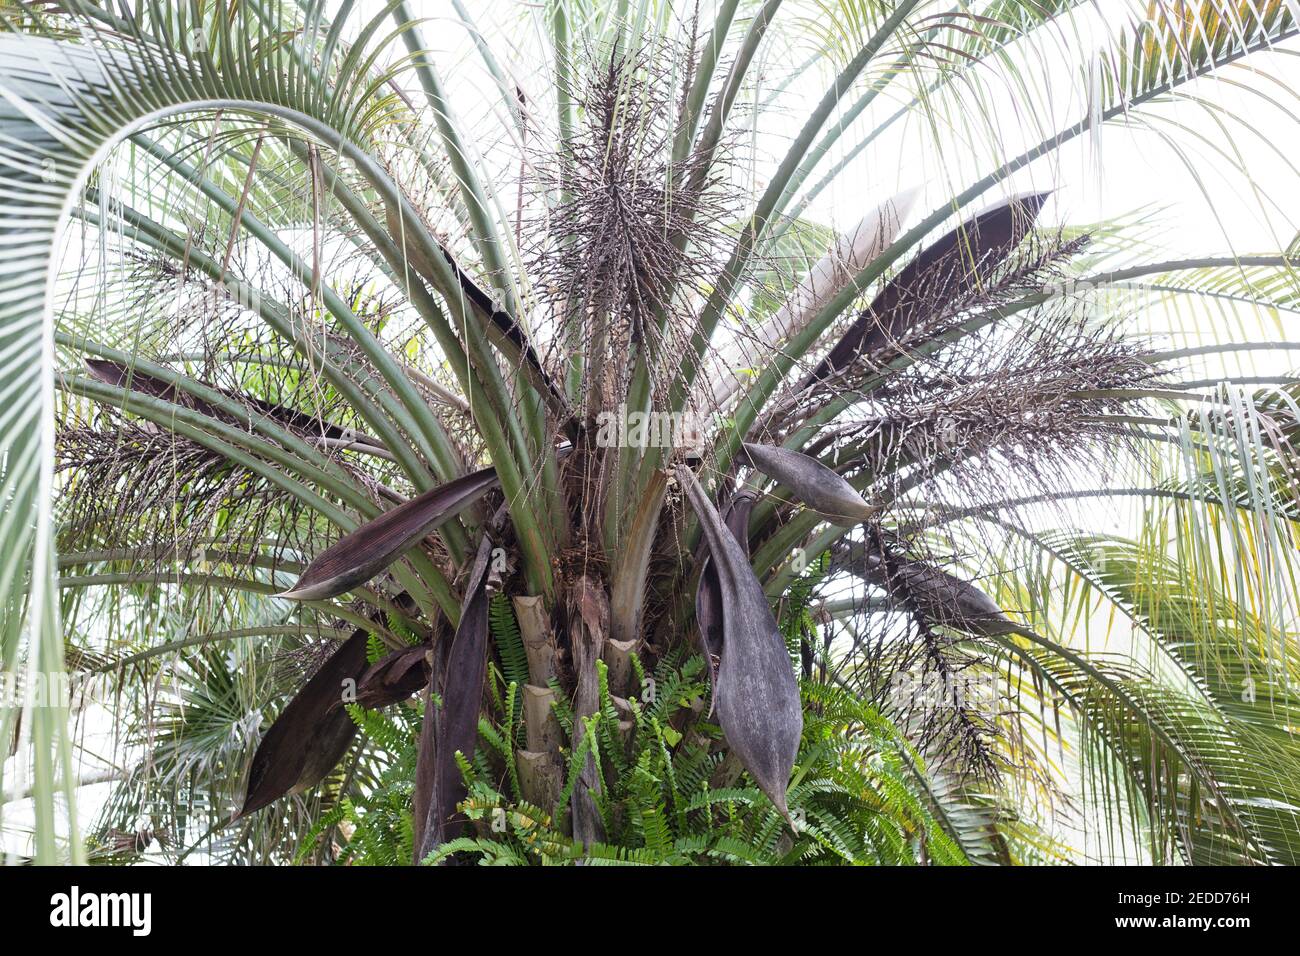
[3,0,1300,866]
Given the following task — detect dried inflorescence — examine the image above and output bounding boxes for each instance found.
[765,231,1167,517]
[526,40,736,411]
[854,310,1161,505]
[56,412,320,575]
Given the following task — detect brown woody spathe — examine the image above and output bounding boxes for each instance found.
[279,466,498,601]
[678,465,801,823]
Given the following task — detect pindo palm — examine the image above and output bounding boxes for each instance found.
[5,0,1300,866]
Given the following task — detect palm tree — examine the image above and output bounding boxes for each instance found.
[2,0,1299,865]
